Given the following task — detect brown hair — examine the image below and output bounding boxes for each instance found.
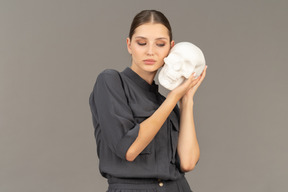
[129,10,173,41]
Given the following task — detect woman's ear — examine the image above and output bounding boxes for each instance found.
[126,37,132,54]
[170,40,175,48]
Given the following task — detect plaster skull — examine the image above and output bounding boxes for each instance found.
[158,42,206,90]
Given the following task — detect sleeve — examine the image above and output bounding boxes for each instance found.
[89,69,139,160]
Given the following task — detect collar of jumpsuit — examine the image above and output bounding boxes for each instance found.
[123,67,159,93]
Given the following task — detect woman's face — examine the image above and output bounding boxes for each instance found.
[127,23,174,75]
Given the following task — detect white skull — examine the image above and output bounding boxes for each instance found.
[158,42,206,90]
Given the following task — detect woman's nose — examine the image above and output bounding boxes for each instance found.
[146,45,154,55]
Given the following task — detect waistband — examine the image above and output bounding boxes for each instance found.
[107,175,184,185]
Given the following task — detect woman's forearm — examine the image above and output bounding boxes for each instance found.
[125,93,180,161]
[177,99,200,172]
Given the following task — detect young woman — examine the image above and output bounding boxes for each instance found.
[89,10,207,192]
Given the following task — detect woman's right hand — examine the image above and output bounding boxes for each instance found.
[168,72,201,101]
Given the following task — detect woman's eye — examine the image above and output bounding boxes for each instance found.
[157,43,165,47]
[137,42,146,46]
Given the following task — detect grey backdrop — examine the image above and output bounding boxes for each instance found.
[1,0,287,192]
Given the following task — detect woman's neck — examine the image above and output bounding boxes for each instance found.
[130,65,157,85]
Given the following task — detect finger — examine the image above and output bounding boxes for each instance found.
[176,72,195,91]
[193,66,207,81]
[197,65,207,83]
[185,72,197,85]
[189,66,207,89]
[191,78,200,88]
[185,67,207,88]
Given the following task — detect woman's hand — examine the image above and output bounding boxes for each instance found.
[182,65,207,102]
[168,65,207,102]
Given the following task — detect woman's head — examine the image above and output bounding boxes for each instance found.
[127,10,174,75]
[129,10,172,42]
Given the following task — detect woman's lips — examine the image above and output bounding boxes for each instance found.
[143,59,156,65]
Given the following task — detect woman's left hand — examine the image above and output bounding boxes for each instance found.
[181,65,207,102]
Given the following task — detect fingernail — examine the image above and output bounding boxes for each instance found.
[206,65,208,69]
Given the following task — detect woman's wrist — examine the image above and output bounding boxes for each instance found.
[167,91,182,103]
[180,97,194,111]
[181,95,194,106]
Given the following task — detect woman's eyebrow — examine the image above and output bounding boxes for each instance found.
[134,36,147,39]
[156,37,168,40]
[134,36,168,40]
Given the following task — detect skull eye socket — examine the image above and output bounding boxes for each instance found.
[183,59,192,65]
[181,59,192,71]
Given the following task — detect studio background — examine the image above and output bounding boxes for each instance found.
[1,0,287,192]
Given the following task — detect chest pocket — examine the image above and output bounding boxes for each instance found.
[169,110,179,164]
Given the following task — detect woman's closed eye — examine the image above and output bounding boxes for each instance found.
[137,41,146,46]
[156,40,167,47]
[136,40,166,47]
[156,43,165,47]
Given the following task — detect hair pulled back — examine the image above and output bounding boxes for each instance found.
[129,10,173,41]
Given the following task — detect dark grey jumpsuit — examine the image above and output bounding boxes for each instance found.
[89,67,193,192]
